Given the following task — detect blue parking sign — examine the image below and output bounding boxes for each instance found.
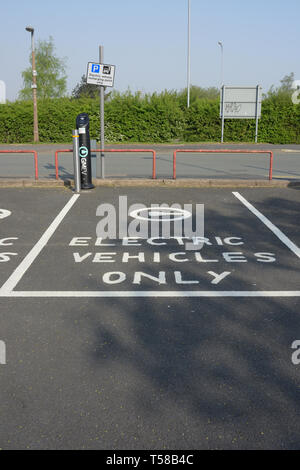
[91,64,100,73]
[87,62,115,87]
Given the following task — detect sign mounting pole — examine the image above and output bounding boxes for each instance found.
[255,84,259,144]
[221,85,225,143]
[99,45,105,178]
[86,54,115,179]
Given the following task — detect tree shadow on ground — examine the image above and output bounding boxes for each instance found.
[67,188,300,448]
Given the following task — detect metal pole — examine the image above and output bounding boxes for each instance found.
[221,85,225,143]
[99,45,105,178]
[30,30,39,142]
[218,41,223,86]
[218,40,224,142]
[255,85,259,143]
[72,129,81,193]
[187,0,191,108]
[221,45,223,86]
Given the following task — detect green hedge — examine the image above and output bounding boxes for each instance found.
[0,92,300,144]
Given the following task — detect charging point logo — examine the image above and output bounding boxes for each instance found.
[79,146,88,158]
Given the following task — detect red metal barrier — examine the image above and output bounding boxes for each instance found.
[55,148,156,180]
[0,150,39,180]
[173,149,273,180]
[55,149,73,180]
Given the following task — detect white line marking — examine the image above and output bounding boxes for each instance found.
[0,194,80,294]
[0,192,298,299]
[233,191,300,258]
[0,291,300,298]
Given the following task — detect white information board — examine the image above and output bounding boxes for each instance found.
[219,85,262,142]
[86,62,116,87]
[220,86,262,119]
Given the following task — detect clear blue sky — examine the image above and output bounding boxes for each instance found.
[1,0,300,101]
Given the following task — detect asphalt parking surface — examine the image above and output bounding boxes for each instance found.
[0,186,300,449]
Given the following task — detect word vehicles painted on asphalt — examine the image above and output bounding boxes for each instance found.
[69,235,276,288]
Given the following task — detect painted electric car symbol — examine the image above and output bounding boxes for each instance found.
[129,207,192,222]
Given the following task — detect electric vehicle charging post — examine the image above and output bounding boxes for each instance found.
[75,113,94,190]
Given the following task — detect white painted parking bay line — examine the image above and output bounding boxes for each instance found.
[233,191,300,259]
[2,290,300,297]
[0,194,80,294]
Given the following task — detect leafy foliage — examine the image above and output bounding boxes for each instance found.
[19,37,67,100]
[1,78,299,144]
[178,85,219,107]
[71,75,112,100]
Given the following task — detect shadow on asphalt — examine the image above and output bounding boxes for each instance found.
[65,195,300,449]
[44,163,73,180]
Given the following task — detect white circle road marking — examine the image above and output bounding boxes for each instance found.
[0,209,11,220]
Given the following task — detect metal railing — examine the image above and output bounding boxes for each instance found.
[54,149,73,180]
[0,150,39,180]
[173,149,273,180]
[55,148,157,180]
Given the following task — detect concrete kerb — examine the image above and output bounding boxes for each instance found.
[0,178,67,188]
[0,177,298,189]
[91,178,299,188]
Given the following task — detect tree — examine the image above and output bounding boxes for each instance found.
[264,72,295,102]
[19,36,67,100]
[279,72,295,93]
[71,75,112,100]
[178,85,219,107]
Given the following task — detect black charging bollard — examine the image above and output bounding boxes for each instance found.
[76,113,94,190]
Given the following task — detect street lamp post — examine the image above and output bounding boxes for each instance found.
[218,41,224,143]
[187,0,191,108]
[218,41,224,87]
[25,26,39,143]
